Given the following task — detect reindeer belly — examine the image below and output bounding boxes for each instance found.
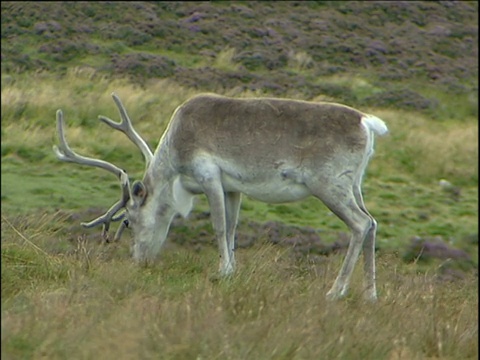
[229,179,310,203]
[221,163,311,203]
[178,155,312,203]
[179,170,310,203]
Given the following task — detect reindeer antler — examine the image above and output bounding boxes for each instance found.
[98,93,154,167]
[53,109,131,241]
[54,94,151,242]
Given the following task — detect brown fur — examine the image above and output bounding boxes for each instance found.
[169,94,367,168]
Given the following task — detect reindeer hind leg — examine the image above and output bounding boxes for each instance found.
[307,175,373,300]
[225,192,242,271]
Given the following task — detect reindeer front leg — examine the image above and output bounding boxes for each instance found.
[194,161,234,276]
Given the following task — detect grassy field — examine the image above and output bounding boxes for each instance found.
[1,2,478,359]
[1,222,478,359]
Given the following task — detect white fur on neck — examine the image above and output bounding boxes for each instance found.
[172,176,194,218]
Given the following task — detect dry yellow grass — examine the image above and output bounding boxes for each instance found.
[1,212,478,360]
[406,123,478,182]
[371,109,478,185]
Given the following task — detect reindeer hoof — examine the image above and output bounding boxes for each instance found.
[326,287,348,301]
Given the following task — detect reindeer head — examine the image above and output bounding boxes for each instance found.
[53,94,153,244]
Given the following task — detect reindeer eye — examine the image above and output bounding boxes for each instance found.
[123,219,129,228]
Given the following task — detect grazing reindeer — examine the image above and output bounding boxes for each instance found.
[54,93,388,300]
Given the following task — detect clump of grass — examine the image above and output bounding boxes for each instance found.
[287,50,314,72]
[213,47,240,72]
[406,123,478,184]
[313,75,383,102]
[374,109,478,186]
[1,213,71,298]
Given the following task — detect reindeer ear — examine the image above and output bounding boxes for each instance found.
[131,180,147,206]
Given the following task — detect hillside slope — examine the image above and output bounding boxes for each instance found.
[1,1,478,113]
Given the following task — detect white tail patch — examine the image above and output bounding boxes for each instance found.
[362,114,389,136]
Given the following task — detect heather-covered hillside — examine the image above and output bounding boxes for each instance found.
[1,1,478,114]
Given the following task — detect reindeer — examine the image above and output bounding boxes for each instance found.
[54,93,388,301]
